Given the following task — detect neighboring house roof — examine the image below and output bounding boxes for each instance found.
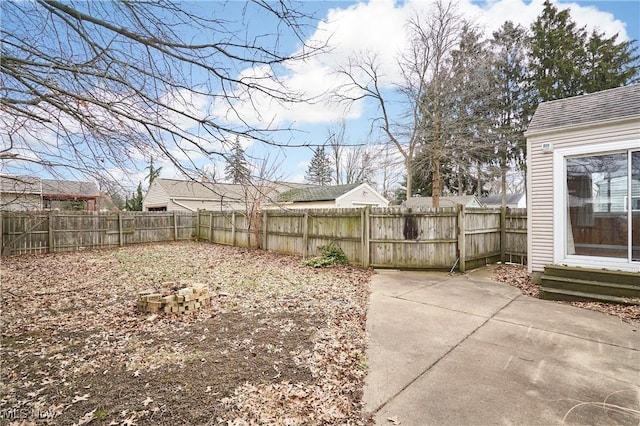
[41,179,99,198]
[154,178,243,201]
[479,193,525,206]
[277,183,361,203]
[404,195,481,208]
[0,175,41,194]
[1,176,99,198]
[526,84,640,135]
[153,178,313,202]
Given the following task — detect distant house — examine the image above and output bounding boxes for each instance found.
[479,193,526,209]
[0,176,41,211]
[525,84,639,276]
[404,195,482,209]
[142,178,312,212]
[0,176,100,211]
[274,183,389,209]
[41,179,100,211]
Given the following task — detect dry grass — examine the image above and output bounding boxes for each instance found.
[0,242,372,425]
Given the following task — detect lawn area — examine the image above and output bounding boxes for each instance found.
[0,242,372,425]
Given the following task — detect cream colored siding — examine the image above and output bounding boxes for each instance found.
[527,120,640,273]
[143,183,169,210]
[336,184,389,208]
[169,199,246,212]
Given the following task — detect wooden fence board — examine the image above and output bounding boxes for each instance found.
[3,207,529,271]
[1,211,197,255]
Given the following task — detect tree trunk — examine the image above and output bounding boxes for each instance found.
[501,166,508,208]
[405,157,413,200]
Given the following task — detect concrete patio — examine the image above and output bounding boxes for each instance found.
[363,267,640,425]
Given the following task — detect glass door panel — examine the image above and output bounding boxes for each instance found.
[566,153,628,258]
[632,151,639,262]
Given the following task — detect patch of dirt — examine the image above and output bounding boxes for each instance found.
[494,264,640,323]
[0,242,373,425]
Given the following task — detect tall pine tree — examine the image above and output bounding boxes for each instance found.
[224,137,250,184]
[491,21,531,206]
[529,0,639,104]
[584,30,640,93]
[529,0,587,103]
[305,146,333,186]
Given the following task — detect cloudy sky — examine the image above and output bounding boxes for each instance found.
[4,0,638,190]
[187,0,637,186]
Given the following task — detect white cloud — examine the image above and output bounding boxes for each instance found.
[216,0,631,128]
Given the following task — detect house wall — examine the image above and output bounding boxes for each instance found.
[0,193,42,211]
[169,198,246,212]
[527,119,640,273]
[143,182,169,211]
[336,184,389,208]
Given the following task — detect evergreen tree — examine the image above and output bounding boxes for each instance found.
[126,183,143,211]
[529,0,587,103]
[490,21,531,205]
[145,157,162,186]
[224,137,250,184]
[305,146,333,186]
[584,30,640,93]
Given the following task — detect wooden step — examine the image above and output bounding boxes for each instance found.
[539,287,640,306]
[540,275,640,299]
[543,265,640,287]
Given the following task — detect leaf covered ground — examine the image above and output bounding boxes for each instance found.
[494,264,640,323]
[0,242,372,425]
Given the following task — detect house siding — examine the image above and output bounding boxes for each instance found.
[0,193,42,211]
[143,182,169,210]
[336,184,389,208]
[170,199,246,212]
[527,121,640,273]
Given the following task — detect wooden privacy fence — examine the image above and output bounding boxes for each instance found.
[1,207,526,271]
[1,211,197,255]
[197,207,528,272]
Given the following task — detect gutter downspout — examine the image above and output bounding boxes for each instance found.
[170,199,196,212]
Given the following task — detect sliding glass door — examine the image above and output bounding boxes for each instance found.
[566,149,639,263]
[632,151,639,262]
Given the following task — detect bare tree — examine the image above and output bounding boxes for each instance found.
[335,0,466,206]
[326,121,346,185]
[344,144,376,185]
[1,1,320,187]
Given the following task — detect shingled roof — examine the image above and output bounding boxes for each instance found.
[277,183,360,203]
[154,178,312,201]
[526,84,640,135]
[41,179,99,197]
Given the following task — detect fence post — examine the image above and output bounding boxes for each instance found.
[0,212,3,255]
[48,211,55,253]
[302,211,309,258]
[231,211,236,247]
[173,211,178,241]
[457,205,466,272]
[195,210,201,241]
[262,210,268,250]
[362,206,370,268]
[117,211,123,247]
[500,207,506,264]
[208,212,213,242]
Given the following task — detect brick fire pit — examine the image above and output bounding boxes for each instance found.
[137,283,211,314]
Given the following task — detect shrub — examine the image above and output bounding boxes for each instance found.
[302,242,348,268]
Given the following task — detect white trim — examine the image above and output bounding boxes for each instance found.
[553,139,640,272]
